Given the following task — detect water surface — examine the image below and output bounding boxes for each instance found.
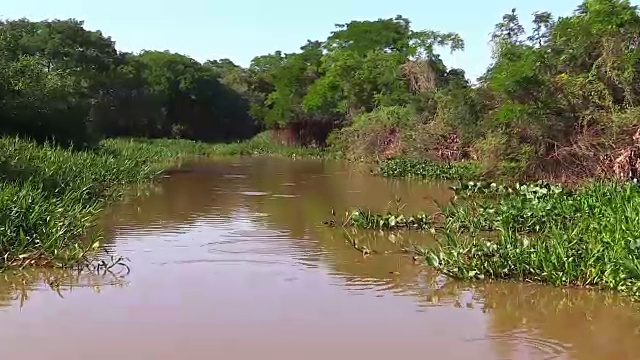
[0,157,639,360]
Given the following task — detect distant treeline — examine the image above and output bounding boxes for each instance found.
[3,0,640,180]
[0,19,259,147]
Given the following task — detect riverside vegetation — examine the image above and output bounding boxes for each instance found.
[0,137,217,269]
[0,135,320,269]
[3,0,640,300]
[340,181,640,299]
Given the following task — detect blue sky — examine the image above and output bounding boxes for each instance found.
[0,0,622,80]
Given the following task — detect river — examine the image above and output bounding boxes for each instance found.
[0,157,639,359]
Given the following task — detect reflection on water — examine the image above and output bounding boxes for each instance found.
[0,267,128,309]
[0,157,639,360]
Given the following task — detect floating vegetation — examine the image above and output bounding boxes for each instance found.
[377,158,484,181]
[424,181,640,300]
[339,178,640,300]
[450,180,570,199]
[324,197,439,232]
[342,230,376,257]
[443,181,579,233]
[344,209,434,231]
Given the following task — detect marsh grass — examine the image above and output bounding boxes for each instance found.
[431,181,640,298]
[377,158,484,180]
[207,132,328,158]
[0,136,234,270]
[338,179,640,299]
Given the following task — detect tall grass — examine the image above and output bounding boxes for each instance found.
[0,136,228,269]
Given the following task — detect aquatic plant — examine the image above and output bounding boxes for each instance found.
[341,177,640,299]
[428,181,640,299]
[450,180,570,199]
[377,158,484,181]
[0,136,230,270]
[443,181,578,233]
[344,209,433,231]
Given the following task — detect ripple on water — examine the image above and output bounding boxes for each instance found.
[238,191,269,196]
[466,329,570,360]
[159,259,290,266]
[222,174,247,179]
[108,209,318,272]
[216,227,317,259]
[109,212,233,238]
[123,211,324,273]
[111,223,189,238]
[327,272,401,294]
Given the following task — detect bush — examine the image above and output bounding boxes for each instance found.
[328,106,422,160]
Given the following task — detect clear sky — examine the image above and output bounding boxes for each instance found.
[0,0,624,80]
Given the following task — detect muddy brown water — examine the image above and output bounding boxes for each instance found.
[0,157,639,360]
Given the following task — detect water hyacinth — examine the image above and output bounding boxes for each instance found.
[339,209,434,231]
[377,158,484,181]
[342,177,640,300]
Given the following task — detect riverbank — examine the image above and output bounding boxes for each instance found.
[0,137,229,269]
[307,121,640,299]
[217,135,640,300]
[5,132,640,301]
[206,132,329,159]
[0,132,336,270]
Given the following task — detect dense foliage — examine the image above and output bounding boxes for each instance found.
[4,1,640,182]
[340,180,640,299]
[0,19,258,147]
[248,0,640,182]
[4,0,640,274]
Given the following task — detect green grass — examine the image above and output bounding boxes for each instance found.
[337,179,640,299]
[0,136,233,269]
[377,158,484,181]
[207,132,329,158]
